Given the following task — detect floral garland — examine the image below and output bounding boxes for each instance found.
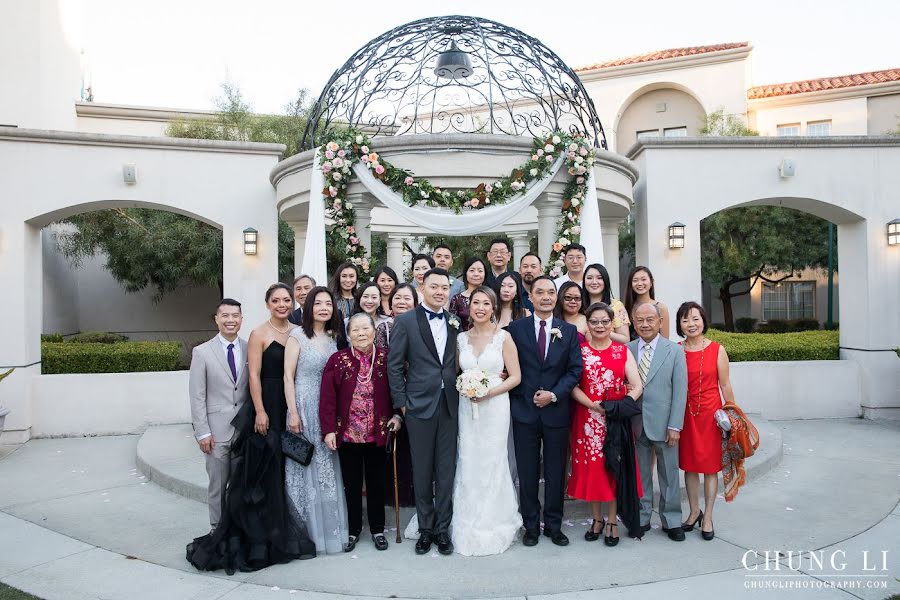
[318,129,595,276]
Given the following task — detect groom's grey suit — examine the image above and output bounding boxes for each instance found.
[627,335,687,530]
[189,335,249,528]
[388,305,459,536]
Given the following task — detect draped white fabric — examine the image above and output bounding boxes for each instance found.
[578,166,605,265]
[301,149,329,285]
[351,156,564,236]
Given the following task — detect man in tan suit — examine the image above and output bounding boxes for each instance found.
[189,298,250,529]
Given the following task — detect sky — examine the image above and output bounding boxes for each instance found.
[76,0,900,114]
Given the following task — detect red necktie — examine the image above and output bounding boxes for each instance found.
[537,320,547,364]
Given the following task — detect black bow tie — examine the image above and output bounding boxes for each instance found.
[425,309,444,321]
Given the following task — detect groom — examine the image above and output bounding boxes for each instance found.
[388,268,459,556]
[507,276,582,547]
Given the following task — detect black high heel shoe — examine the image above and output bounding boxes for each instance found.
[584,519,604,542]
[604,522,619,547]
[682,510,703,532]
[700,516,715,541]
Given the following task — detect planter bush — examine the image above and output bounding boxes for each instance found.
[67,332,129,344]
[790,318,820,332]
[42,341,181,374]
[756,319,790,334]
[735,317,757,333]
[706,329,839,362]
[41,333,64,343]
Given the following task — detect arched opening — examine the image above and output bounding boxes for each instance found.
[614,84,706,152]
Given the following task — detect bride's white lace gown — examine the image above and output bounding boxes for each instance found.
[451,329,522,555]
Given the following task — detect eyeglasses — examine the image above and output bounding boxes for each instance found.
[563,296,582,303]
[489,250,509,256]
[588,319,612,327]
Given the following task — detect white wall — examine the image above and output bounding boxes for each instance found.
[30,371,190,437]
[752,97,868,137]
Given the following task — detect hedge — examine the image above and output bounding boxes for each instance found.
[67,332,129,344]
[706,329,839,362]
[41,342,182,374]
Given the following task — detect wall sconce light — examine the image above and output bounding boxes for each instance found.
[888,219,900,246]
[243,228,258,255]
[668,222,685,249]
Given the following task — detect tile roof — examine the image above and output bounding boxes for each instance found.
[747,68,900,99]
[575,42,749,72]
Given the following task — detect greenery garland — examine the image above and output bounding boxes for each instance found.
[318,129,596,276]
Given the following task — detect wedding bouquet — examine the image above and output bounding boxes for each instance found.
[456,368,491,420]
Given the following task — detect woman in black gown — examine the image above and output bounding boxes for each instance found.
[187,283,316,574]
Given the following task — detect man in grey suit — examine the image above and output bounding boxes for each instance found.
[628,302,688,541]
[189,298,250,530]
[388,268,459,556]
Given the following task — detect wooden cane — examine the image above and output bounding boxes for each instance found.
[391,432,402,543]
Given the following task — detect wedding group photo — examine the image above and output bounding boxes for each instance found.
[1,1,899,599]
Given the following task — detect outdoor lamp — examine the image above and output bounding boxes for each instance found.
[243,228,258,255]
[668,222,685,249]
[888,219,900,246]
[434,40,473,80]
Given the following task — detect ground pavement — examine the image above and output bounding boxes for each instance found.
[0,418,897,600]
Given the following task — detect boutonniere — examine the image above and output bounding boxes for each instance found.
[447,316,461,330]
[550,327,562,342]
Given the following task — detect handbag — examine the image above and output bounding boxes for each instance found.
[281,430,314,466]
[714,408,732,433]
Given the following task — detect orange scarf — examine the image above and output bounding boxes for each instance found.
[720,400,759,502]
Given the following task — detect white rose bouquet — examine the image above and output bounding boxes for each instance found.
[456,368,491,420]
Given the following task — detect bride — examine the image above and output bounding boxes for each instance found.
[404,286,523,555]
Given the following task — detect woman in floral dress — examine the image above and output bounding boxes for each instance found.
[567,303,643,546]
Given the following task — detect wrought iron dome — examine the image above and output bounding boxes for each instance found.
[301,15,608,150]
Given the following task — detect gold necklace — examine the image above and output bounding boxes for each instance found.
[688,338,705,417]
[352,347,375,383]
[267,319,290,334]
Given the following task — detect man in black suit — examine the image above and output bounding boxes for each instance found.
[506,276,583,547]
[287,274,315,325]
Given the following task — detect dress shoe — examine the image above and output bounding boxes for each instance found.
[372,533,389,551]
[543,529,570,546]
[415,533,433,555]
[682,510,703,532]
[343,535,358,553]
[664,526,686,542]
[584,519,604,542]
[522,530,539,546]
[435,532,453,555]
[701,516,715,541]
[604,522,620,547]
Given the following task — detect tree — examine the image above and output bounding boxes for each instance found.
[699,108,759,137]
[701,206,830,330]
[56,83,312,299]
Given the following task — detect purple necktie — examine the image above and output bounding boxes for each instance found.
[227,343,237,381]
[537,320,547,364]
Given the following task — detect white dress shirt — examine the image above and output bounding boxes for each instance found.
[533,314,552,360]
[553,273,583,288]
[218,334,242,380]
[423,304,448,362]
[637,333,659,365]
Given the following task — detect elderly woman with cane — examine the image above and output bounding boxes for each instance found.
[319,312,402,552]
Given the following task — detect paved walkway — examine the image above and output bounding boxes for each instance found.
[0,418,898,599]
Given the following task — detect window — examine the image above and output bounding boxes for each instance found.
[776,123,800,137]
[762,281,816,321]
[807,120,832,136]
[664,126,688,137]
[636,129,659,140]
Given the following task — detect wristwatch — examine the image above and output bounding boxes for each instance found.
[549,392,558,403]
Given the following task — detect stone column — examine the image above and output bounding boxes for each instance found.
[348,194,372,256]
[386,234,405,274]
[508,231,531,268]
[600,217,624,298]
[283,220,307,277]
[535,195,562,266]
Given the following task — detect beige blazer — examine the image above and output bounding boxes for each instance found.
[189,336,250,442]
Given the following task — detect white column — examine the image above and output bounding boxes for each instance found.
[386,234,405,275]
[348,194,372,257]
[508,231,531,268]
[283,220,307,277]
[536,195,562,266]
[600,217,624,298]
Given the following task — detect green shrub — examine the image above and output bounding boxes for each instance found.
[790,318,820,332]
[734,317,757,333]
[41,333,64,343]
[42,342,181,374]
[756,319,789,333]
[706,329,839,362]
[67,332,129,344]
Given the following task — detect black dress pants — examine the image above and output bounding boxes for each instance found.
[339,442,386,536]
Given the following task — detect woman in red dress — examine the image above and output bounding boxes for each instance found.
[676,301,737,541]
[567,303,643,546]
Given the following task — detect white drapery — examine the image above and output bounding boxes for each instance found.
[579,167,605,265]
[351,156,564,236]
[300,148,329,286]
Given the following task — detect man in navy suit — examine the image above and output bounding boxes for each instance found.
[506,276,583,547]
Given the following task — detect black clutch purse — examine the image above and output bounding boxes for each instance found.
[281,430,314,466]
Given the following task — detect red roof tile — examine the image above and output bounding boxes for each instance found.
[575,42,749,72]
[747,68,900,99]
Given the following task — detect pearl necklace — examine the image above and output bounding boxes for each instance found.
[351,347,375,384]
[267,319,290,334]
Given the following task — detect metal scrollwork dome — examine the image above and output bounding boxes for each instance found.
[301,15,607,150]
